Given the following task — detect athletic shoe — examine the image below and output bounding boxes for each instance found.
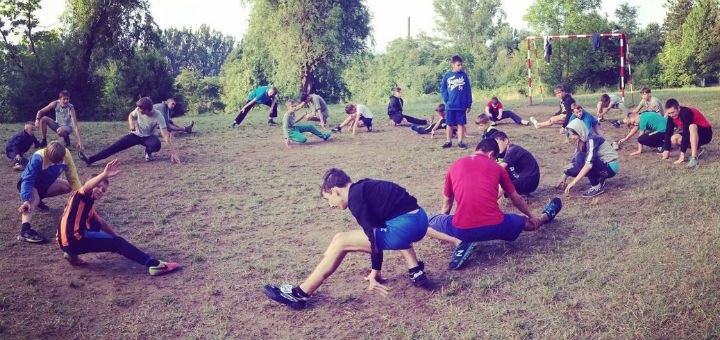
[687,157,698,168]
[185,121,195,133]
[611,141,620,150]
[448,241,476,270]
[529,117,539,129]
[322,132,332,141]
[656,147,664,154]
[697,147,706,160]
[441,142,452,149]
[611,120,622,128]
[229,123,237,128]
[367,126,373,132]
[144,152,153,162]
[409,261,428,287]
[457,142,467,149]
[37,200,49,211]
[268,120,278,126]
[541,197,562,223]
[262,284,309,310]
[581,185,605,198]
[521,119,530,126]
[17,229,46,244]
[38,139,47,148]
[63,252,87,266]
[332,126,342,133]
[12,162,24,171]
[490,121,497,127]
[149,261,180,276]
[78,150,91,166]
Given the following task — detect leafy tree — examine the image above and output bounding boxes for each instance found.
[160,25,236,77]
[175,68,224,114]
[0,0,43,68]
[614,2,638,35]
[433,0,507,51]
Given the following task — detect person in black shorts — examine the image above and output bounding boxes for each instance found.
[493,131,540,195]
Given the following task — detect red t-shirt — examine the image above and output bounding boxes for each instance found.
[487,100,504,110]
[444,153,516,228]
[673,107,712,129]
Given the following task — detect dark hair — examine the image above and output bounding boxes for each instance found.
[554,85,565,92]
[136,97,153,111]
[476,138,500,155]
[436,103,445,112]
[475,113,491,124]
[393,87,402,92]
[451,55,463,63]
[344,104,356,114]
[665,98,680,109]
[494,131,509,141]
[491,96,499,102]
[299,92,310,102]
[641,87,651,94]
[571,103,583,111]
[600,94,610,104]
[320,168,352,195]
[269,86,278,94]
[59,90,70,98]
[91,174,110,186]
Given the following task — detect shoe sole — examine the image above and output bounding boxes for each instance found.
[449,243,476,270]
[411,275,428,287]
[582,190,605,198]
[262,285,306,310]
[17,235,45,244]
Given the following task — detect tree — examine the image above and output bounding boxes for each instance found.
[433,0,507,51]
[0,0,43,68]
[614,2,638,35]
[160,25,236,77]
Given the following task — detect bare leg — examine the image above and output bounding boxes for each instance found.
[398,248,419,269]
[424,227,461,247]
[445,125,453,143]
[44,179,71,198]
[538,115,564,128]
[458,124,466,143]
[40,117,53,140]
[299,230,371,296]
[57,127,70,138]
[21,188,40,224]
[688,124,699,158]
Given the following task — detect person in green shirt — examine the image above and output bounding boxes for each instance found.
[230,86,279,127]
[615,111,667,155]
[282,100,332,147]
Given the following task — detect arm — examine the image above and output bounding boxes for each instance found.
[352,114,360,135]
[497,108,503,120]
[618,126,639,144]
[241,98,258,112]
[80,159,120,193]
[630,131,645,155]
[19,154,42,202]
[294,112,307,123]
[93,214,117,236]
[128,112,136,132]
[429,115,443,136]
[35,102,55,125]
[69,108,84,149]
[441,195,454,215]
[565,165,592,193]
[508,191,534,218]
[159,128,181,164]
[338,115,352,128]
[440,75,449,103]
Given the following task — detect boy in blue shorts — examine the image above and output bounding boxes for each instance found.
[424,139,562,270]
[441,55,472,149]
[263,168,429,309]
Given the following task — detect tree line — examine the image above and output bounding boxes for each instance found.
[0,0,718,122]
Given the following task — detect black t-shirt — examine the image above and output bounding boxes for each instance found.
[503,144,540,180]
[558,94,576,127]
[348,179,420,271]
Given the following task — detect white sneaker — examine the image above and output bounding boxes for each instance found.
[144,152,153,162]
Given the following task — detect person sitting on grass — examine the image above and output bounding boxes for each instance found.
[57,159,180,276]
[333,103,373,134]
[17,141,81,244]
[475,114,502,140]
[6,122,41,171]
[387,87,429,127]
[529,85,575,131]
[661,98,713,168]
[424,138,562,270]
[263,168,430,309]
[486,97,529,126]
[35,90,85,150]
[79,97,181,165]
[154,98,194,134]
[411,103,448,137]
[283,99,332,146]
[441,55,473,149]
[596,93,626,122]
[557,119,619,198]
[296,92,330,129]
[494,132,541,196]
[614,111,667,156]
[230,85,279,127]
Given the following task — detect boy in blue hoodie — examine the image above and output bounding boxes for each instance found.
[441,55,473,149]
[6,122,41,171]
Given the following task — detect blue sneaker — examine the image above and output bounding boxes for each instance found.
[542,197,563,222]
[322,132,332,141]
[448,241,476,270]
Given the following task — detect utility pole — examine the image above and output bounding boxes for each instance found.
[407,16,411,39]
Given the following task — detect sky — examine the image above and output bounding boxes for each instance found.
[36,0,667,52]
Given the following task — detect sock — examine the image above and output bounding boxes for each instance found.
[147,259,160,267]
[409,265,422,274]
[21,222,31,232]
[292,286,310,298]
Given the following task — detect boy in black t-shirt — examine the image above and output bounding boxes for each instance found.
[263,168,430,309]
[494,132,540,195]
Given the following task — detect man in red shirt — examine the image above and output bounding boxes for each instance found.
[425,139,563,270]
[662,98,713,168]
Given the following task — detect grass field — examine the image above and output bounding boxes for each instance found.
[1,88,719,339]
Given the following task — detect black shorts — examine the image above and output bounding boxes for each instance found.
[17,179,48,199]
[698,126,713,146]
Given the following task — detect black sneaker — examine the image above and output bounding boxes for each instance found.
[185,121,195,133]
[611,120,622,128]
[78,150,91,166]
[541,197,562,223]
[268,120,278,126]
[457,142,467,149]
[12,162,24,171]
[441,142,452,149]
[262,284,308,310]
[39,139,47,148]
[409,261,428,287]
[18,229,46,244]
[655,147,664,154]
[582,185,605,198]
[63,136,71,147]
[37,200,49,211]
[229,122,237,128]
[448,241,476,270]
[332,126,342,133]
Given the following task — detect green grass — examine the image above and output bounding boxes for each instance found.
[0,87,718,338]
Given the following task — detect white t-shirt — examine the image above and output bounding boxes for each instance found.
[607,94,622,105]
[131,109,167,137]
[356,104,373,119]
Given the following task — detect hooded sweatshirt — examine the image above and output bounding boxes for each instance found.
[387,95,404,116]
[567,119,618,168]
[441,70,473,111]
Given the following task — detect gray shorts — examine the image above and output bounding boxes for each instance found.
[48,120,73,135]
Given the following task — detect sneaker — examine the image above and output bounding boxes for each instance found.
[409,261,428,287]
[78,150,91,166]
[441,142,452,149]
[149,261,180,276]
[262,284,309,310]
[448,241,476,270]
[521,119,530,126]
[367,126,373,132]
[581,185,605,198]
[63,252,87,266]
[268,120,278,126]
[39,139,47,148]
[12,162,24,171]
[687,157,698,168]
[17,229,46,244]
[184,121,195,133]
[541,197,563,223]
[144,152,153,162]
[490,121,497,127]
[611,120,622,128]
[656,147,664,154]
[697,147,706,160]
[229,122,237,128]
[457,142,467,149]
[37,200,49,211]
[322,132,332,141]
[332,126,342,133]
[529,117,539,129]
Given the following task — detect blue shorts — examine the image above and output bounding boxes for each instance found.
[428,213,526,242]
[375,208,428,250]
[445,109,467,126]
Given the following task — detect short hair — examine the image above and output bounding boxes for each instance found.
[641,87,651,94]
[476,138,500,155]
[475,113,491,125]
[393,87,402,92]
[25,121,35,127]
[320,168,352,195]
[285,99,297,107]
[136,97,153,111]
[451,55,463,63]
[46,141,66,163]
[571,103,583,111]
[344,104,356,114]
[59,90,70,98]
[494,131,509,141]
[90,174,110,186]
[269,86,278,94]
[299,92,310,102]
[601,94,610,103]
[665,98,680,109]
[491,96,499,102]
[554,85,565,92]
[435,103,445,112]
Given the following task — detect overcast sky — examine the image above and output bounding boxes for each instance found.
[36,0,667,52]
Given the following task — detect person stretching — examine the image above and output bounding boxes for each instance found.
[486,97,529,126]
[35,90,85,150]
[494,131,541,196]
